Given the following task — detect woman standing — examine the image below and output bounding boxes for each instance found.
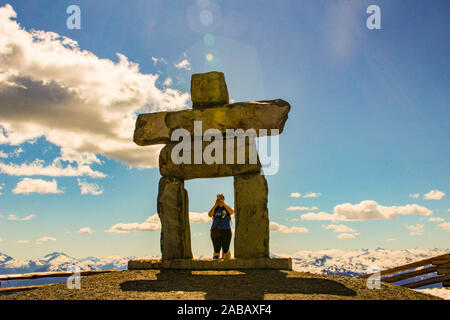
[208,193,234,259]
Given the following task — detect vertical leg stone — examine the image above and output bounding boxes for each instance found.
[157,176,193,260]
[234,172,269,258]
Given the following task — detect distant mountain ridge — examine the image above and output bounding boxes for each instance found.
[0,252,135,274]
[1,248,448,276]
[284,248,449,277]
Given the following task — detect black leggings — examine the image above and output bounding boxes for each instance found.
[210,228,232,253]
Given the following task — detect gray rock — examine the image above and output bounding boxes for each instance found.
[191,71,229,109]
[157,177,192,260]
[167,99,290,137]
[134,111,170,146]
[234,172,269,259]
[159,138,261,180]
[133,99,290,146]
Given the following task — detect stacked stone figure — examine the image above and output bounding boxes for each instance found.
[133,71,290,262]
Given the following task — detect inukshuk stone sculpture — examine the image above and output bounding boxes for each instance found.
[132,71,290,267]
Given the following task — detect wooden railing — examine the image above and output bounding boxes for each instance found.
[0,270,117,294]
[357,253,450,289]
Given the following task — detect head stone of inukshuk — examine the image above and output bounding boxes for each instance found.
[133,71,290,261]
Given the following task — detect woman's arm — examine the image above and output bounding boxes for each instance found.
[223,202,234,215]
[208,201,219,217]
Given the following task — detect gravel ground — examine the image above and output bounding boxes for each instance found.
[0,269,441,300]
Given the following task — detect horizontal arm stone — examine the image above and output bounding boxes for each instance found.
[134,112,171,145]
[133,99,290,146]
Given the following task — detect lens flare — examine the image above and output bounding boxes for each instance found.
[187,0,222,34]
[203,34,215,47]
[206,53,214,61]
[199,9,213,26]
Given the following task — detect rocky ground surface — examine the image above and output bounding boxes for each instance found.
[0,269,442,300]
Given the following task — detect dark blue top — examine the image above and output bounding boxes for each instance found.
[211,205,231,230]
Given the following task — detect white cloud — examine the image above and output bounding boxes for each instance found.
[151,56,168,65]
[323,224,359,239]
[301,200,432,221]
[56,147,101,166]
[405,224,424,236]
[322,224,356,233]
[423,190,446,200]
[289,192,321,199]
[0,183,3,195]
[105,214,161,234]
[301,211,338,221]
[387,238,397,241]
[11,147,23,157]
[286,206,318,211]
[1,159,106,178]
[16,240,29,244]
[428,217,444,222]
[303,192,321,198]
[105,210,214,234]
[77,178,103,195]
[105,221,160,234]
[0,5,190,171]
[174,59,191,70]
[189,211,210,223]
[337,233,358,240]
[0,148,21,159]
[78,227,93,234]
[8,213,35,221]
[437,222,450,231]
[409,193,420,199]
[270,221,309,234]
[163,77,173,86]
[105,211,212,234]
[12,177,62,194]
[334,201,432,220]
[36,236,56,244]
[0,147,22,161]
[146,214,161,223]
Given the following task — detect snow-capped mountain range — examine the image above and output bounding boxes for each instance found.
[0,252,134,274]
[1,248,448,276]
[282,248,449,277]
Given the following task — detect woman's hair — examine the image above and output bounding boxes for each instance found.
[217,193,224,199]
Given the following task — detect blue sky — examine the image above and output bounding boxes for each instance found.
[0,0,448,260]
